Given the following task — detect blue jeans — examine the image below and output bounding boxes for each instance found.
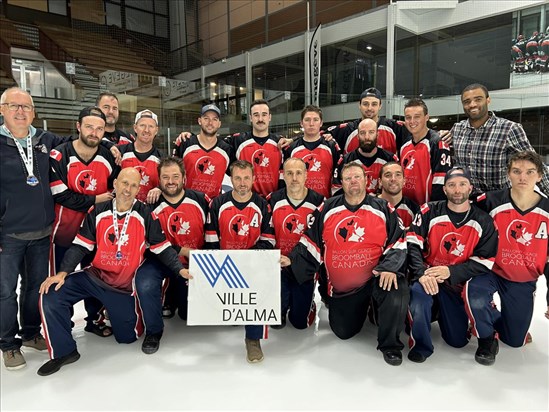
[0,235,50,351]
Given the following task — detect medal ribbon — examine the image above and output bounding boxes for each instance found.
[112,199,136,257]
[10,133,35,180]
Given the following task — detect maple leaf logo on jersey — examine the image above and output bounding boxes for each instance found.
[441,233,466,257]
[335,217,365,243]
[252,150,270,167]
[133,166,149,186]
[283,214,306,235]
[365,173,379,192]
[402,151,416,170]
[229,215,250,237]
[196,156,216,175]
[168,213,191,236]
[106,228,129,246]
[304,155,321,172]
[507,220,533,246]
[75,170,97,193]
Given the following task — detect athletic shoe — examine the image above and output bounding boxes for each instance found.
[22,335,47,352]
[162,305,175,319]
[37,350,80,376]
[2,349,26,371]
[245,339,264,363]
[407,350,427,363]
[142,335,161,355]
[382,350,402,366]
[475,336,499,366]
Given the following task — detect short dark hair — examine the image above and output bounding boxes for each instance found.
[404,98,429,115]
[379,161,403,179]
[95,92,119,106]
[507,151,544,175]
[250,99,270,113]
[158,156,185,178]
[461,83,489,99]
[230,159,254,176]
[300,105,323,121]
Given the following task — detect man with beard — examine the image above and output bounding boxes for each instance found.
[96,92,133,145]
[336,118,398,195]
[286,162,409,366]
[206,160,275,363]
[283,105,341,198]
[406,167,498,363]
[269,158,324,329]
[49,107,118,337]
[378,162,419,230]
[451,83,549,195]
[172,104,232,199]
[135,157,208,354]
[38,168,190,376]
[118,110,164,203]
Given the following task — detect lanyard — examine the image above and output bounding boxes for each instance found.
[112,199,136,260]
[11,133,38,186]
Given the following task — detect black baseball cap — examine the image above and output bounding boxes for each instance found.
[78,106,106,123]
[360,87,382,101]
[444,167,472,184]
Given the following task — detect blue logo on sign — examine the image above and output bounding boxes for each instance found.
[194,254,249,288]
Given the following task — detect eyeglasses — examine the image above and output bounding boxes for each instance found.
[1,103,34,112]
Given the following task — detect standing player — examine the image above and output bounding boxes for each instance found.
[135,157,208,354]
[283,105,341,198]
[337,118,398,195]
[96,92,133,145]
[226,99,284,197]
[406,167,498,363]
[269,158,324,329]
[172,104,232,199]
[400,98,451,205]
[326,87,410,155]
[118,110,164,203]
[378,162,419,230]
[465,151,549,366]
[287,163,409,366]
[205,160,275,363]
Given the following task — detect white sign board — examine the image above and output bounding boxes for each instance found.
[187,250,281,325]
[99,70,138,93]
[163,79,197,99]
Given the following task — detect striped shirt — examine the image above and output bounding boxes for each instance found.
[451,112,549,195]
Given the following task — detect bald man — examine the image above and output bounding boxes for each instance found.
[37,168,190,376]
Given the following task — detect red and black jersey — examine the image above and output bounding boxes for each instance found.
[338,148,398,194]
[267,188,324,255]
[118,143,164,202]
[50,142,116,247]
[205,191,275,250]
[283,137,341,198]
[391,196,420,230]
[326,117,409,155]
[227,132,283,197]
[289,194,407,295]
[103,129,134,145]
[407,201,498,284]
[151,189,209,266]
[400,130,452,205]
[59,200,183,292]
[476,189,549,283]
[172,134,232,199]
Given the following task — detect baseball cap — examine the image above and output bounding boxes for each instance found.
[444,167,472,184]
[134,109,158,125]
[78,106,106,123]
[360,87,382,101]
[201,103,221,117]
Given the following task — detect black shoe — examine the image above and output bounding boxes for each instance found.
[475,336,499,366]
[37,350,80,376]
[142,335,161,355]
[271,312,287,330]
[382,350,402,366]
[407,350,426,363]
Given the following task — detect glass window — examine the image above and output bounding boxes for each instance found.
[125,0,153,12]
[155,0,168,15]
[106,3,122,27]
[126,8,154,35]
[155,15,168,38]
[48,0,67,16]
